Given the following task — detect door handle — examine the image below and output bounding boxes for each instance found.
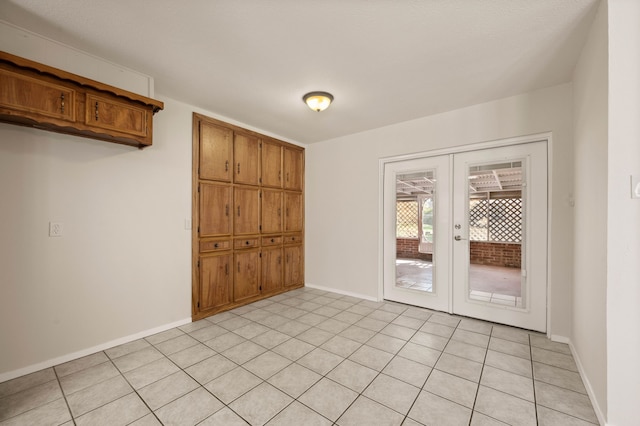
[454,235,467,241]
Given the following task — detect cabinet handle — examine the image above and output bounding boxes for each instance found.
[237,206,241,216]
[225,205,229,216]
[95,101,99,121]
[60,93,65,114]
[237,163,240,174]
[225,160,229,171]
[286,172,289,182]
[278,170,281,181]
[237,262,240,273]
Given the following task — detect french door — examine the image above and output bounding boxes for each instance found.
[383,142,547,332]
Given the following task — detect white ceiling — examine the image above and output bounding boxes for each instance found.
[0,0,599,144]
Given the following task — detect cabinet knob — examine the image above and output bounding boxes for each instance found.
[245,240,250,245]
[214,243,219,248]
[271,238,275,243]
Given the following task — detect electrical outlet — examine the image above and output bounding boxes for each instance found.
[49,222,63,237]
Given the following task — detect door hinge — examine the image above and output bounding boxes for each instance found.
[259,285,262,291]
[259,252,262,258]
[197,260,200,267]
[197,185,200,193]
[197,301,200,308]
[259,225,262,231]
[197,226,200,234]
[259,191,262,198]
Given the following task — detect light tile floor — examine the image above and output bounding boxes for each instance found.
[0,287,599,425]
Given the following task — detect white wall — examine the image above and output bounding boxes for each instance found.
[0,95,196,378]
[607,0,640,423]
[572,0,608,421]
[306,83,575,338]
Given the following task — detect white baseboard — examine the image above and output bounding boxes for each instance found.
[304,283,378,302]
[550,335,606,426]
[0,317,192,383]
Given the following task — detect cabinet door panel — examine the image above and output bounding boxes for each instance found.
[234,187,260,235]
[284,192,303,233]
[262,246,283,294]
[200,122,233,182]
[234,250,260,302]
[262,190,283,234]
[261,140,282,188]
[200,183,231,237]
[0,69,75,121]
[234,133,260,185]
[284,245,303,287]
[86,94,148,137]
[283,147,303,191]
[200,254,231,311]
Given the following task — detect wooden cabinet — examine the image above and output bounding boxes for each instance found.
[199,122,233,182]
[284,192,303,233]
[284,147,304,191]
[0,51,163,148]
[199,183,231,237]
[234,250,261,302]
[262,189,283,234]
[261,139,282,188]
[199,254,232,312]
[234,186,260,235]
[262,246,283,294]
[234,132,260,185]
[284,245,303,288]
[0,68,76,122]
[193,113,304,320]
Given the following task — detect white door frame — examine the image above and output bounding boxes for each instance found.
[378,132,553,333]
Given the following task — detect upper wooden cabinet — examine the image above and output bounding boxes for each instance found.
[0,51,163,148]
[261,139,282,188]
[234,132,260,186]
[284,147,304,191]
[199,122,233,182]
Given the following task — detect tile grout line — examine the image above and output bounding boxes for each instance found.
[54,366,77,426]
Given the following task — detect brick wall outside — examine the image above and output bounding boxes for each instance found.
[396,238,432,261]
[470,241,521,268]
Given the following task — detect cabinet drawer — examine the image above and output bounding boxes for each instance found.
[234,238,259,249]
[200,239,231,252]
[262,236,282,246]
[283,234,302,245]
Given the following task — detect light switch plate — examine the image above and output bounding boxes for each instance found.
[49,222,63,237]
[632,175,640,199]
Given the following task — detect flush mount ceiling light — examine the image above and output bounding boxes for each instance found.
[303,91,334,112]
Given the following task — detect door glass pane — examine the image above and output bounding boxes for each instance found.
[395,170,435,292]
[467,161,524,308]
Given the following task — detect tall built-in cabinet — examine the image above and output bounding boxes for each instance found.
[192,113,304,320]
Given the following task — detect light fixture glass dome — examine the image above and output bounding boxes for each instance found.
[303,91,334,112]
